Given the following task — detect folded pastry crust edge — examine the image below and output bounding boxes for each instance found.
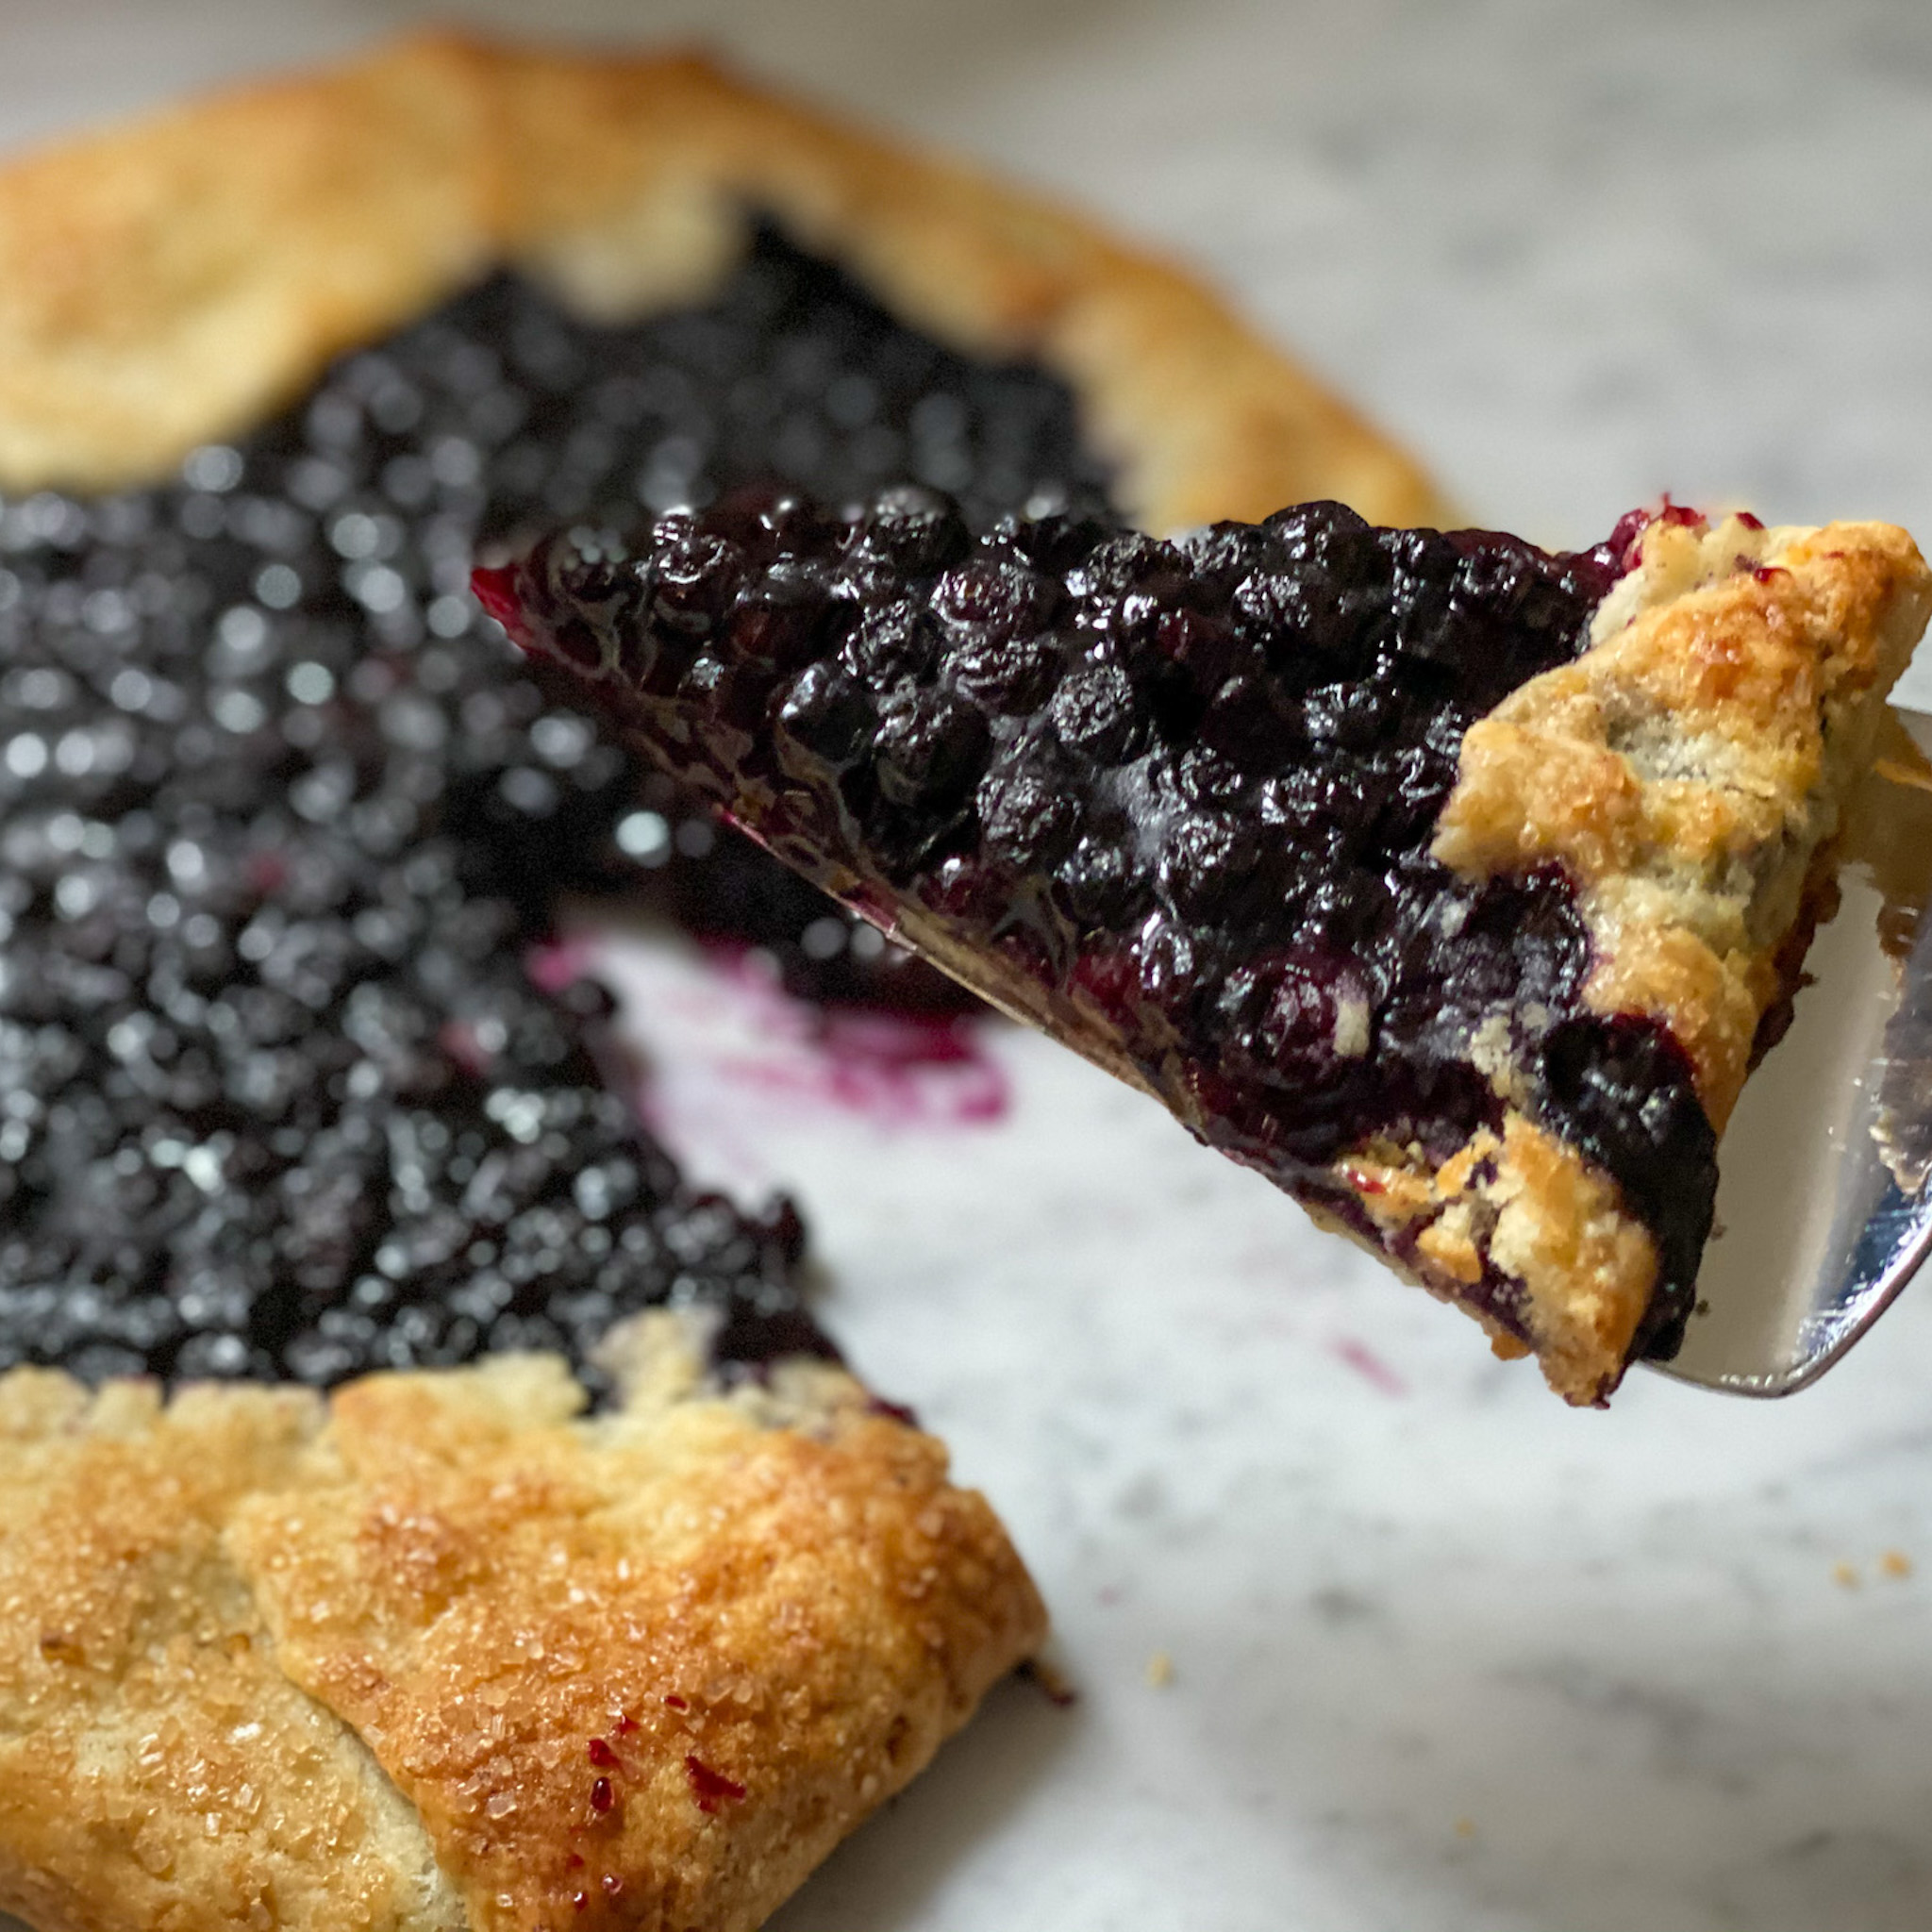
[0,31,1448,536]
[0,1317,1046,1932]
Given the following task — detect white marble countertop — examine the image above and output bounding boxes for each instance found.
[8,5,1932,1928]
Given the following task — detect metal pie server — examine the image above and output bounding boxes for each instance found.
[1655,707,1932,1394]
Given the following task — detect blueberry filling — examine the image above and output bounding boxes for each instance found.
[495,493,1718,1366]
[0,228,1109,1391]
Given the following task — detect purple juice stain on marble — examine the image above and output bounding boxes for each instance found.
[547,930,1009,1147]
[701,946,1009,1127]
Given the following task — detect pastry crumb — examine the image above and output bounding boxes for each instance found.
[1145,1650,1174,1689]
[1881,1549,1913,1579]
[1832,1560,1861,1590]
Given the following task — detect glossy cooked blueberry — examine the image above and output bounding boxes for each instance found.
[501,492,1718,1365]
[0,228,1115,1390]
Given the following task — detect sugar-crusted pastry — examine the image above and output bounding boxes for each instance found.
[490,496,1932,1405]
[0,1318,1044,1932]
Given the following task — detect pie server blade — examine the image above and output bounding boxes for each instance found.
[1654,704,1932,1395]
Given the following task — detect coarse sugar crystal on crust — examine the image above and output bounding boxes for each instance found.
[493,495,1931,1407]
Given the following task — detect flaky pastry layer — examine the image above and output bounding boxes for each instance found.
[1437,514,1932,1128]
[1361,511,1932,1401]
[0,1319,1045,1932]
[0,32,1446,534]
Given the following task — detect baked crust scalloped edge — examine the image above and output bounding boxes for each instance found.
[0,29,1449,535]
[0,1315,1046,1932]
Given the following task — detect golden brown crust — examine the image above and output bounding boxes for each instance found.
[1436,514,1932,1126]
[0,1324,1045,1932]
[0,32,1448,534]
[1325,1114,1660,1404]
[0,1373,459,1932]
[0,39,496,507]
[234,1350,1042,1932]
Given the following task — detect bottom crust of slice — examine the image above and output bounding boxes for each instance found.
[1316,1115,1659,1405]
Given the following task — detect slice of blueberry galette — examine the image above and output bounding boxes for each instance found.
[489,492,1932,1407]
[0,29,1452,1932]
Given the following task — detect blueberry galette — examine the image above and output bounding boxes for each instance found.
[0,28,1445,1930]
[491,493,1932,1406]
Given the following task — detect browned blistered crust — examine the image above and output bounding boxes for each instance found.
[1437,516,1932,1128]
[0,1323,1045,1932]
[1388,511,1932,1400]
[0,32,1447,535]
[0,1371,460,1932]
